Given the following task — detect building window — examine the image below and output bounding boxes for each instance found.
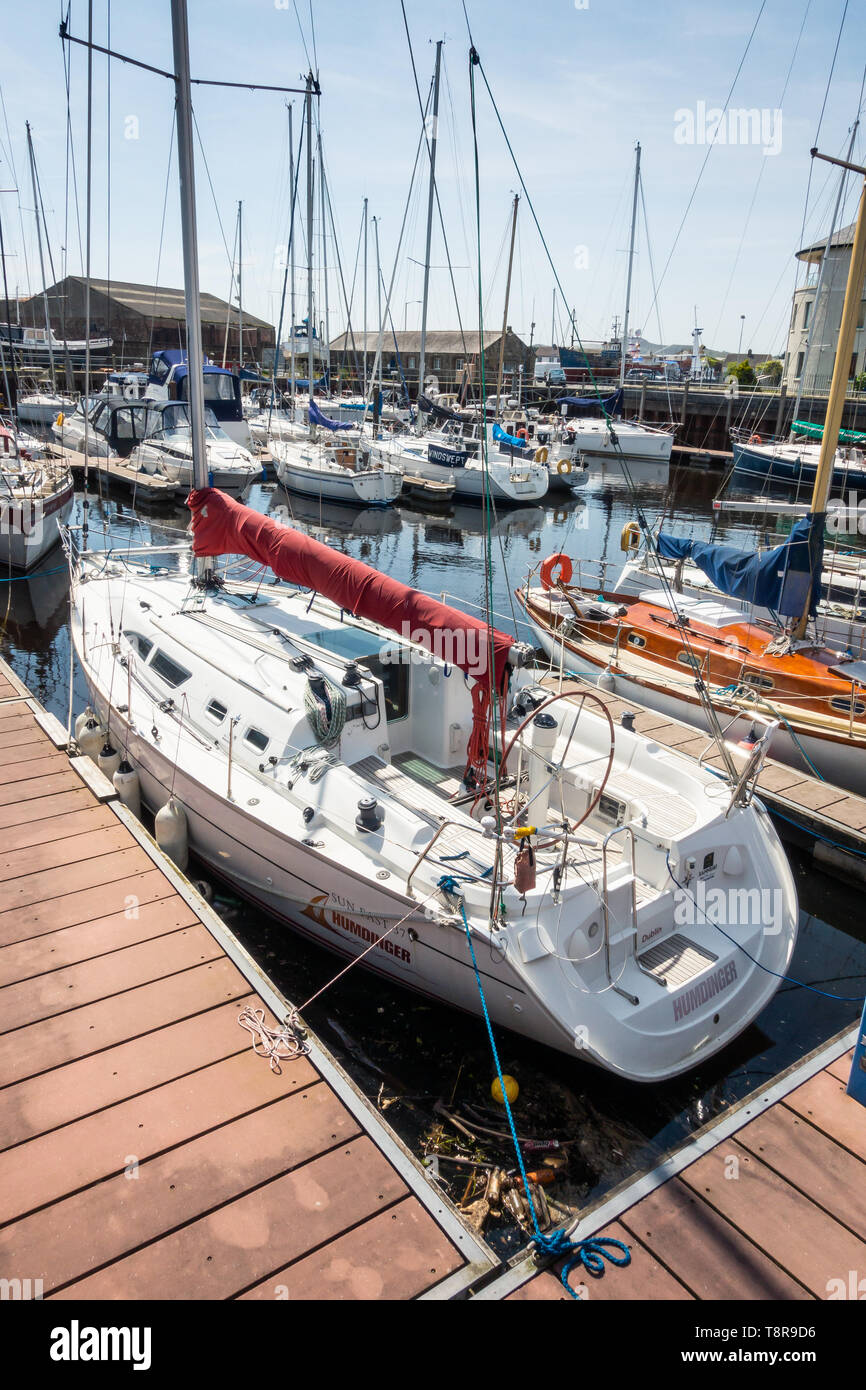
[433,357,441,370]
[455,358,464,370]
[858,300,866,330]
[408,356,416,369]
[795,352,804,378]
[850,353,858,379]
[803,300,812,330]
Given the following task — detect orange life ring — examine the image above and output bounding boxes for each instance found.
[540,552,573,591]
[517,427,528,441]
[748,433,762,445]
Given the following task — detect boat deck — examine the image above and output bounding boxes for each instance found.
[478,1032,863,1300]
[0,658,494,1301]
[540,673,866,885]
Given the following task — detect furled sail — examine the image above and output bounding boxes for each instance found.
[560,388,623,414]
[657,514,826,618]
[308,397,354,432]
[791,418,866,445]
[418,393,461,421]
[492,422,527,449]
[187,488,517,686]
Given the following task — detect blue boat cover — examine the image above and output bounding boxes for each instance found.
[657,513,826,618]
[308,397,354,432]
[492,422,527,449]
[560,388,623,413]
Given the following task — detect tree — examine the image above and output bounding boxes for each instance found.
[757,359,783,385]
[727,359,756,385]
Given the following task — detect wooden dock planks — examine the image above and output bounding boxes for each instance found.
[503,1043,865,1301]
[0,680,480,1300]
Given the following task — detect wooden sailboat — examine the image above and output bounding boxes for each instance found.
[520,148,866,795]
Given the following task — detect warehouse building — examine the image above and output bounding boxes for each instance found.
[35,276,275,370]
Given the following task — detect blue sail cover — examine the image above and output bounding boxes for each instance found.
[308,396,354,432]
[560,388,623,413]
[657,514,826,618]
[492,422,528,449]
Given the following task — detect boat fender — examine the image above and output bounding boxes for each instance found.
[155,796,189,872]
[534,446,549,464]
[77,715,105,761]
[540,552,573,590]
[514,841,536,895]
[556,457,572,475]
[74,706,98,744]
[97,740,122,781]
[55,412,64,427]
[113,759,141,819]
[620,520,641,552]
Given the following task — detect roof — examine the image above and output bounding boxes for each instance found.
[796,221,856,262]
[329,329,524,354]
[46,277,274,330]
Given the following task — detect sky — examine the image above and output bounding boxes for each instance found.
[1,0,865,359]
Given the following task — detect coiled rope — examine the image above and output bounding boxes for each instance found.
[438,873,631,1298]
[303,672,346,747]
[236,1005,309,1073]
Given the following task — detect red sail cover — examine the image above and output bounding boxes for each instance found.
[188,488,514,687]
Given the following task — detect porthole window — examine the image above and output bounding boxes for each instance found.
[244,727,269,752]
[676,650,701,670]
[626,632,646,649]
[206,699,227,723]
[124,631,153,660]
[830,696,866,716]
[149,650,191,688]
[744,672,774,691]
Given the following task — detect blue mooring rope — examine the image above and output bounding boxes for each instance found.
[437,874,631,1299]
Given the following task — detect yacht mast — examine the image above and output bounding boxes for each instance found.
[170,0,209,562]
[495,194,519,415]
[289,103,296,413]
[362,196,368,398]
[237,199,243,370]
[620,141,641,389]
[318,131,330,391]
[305,72,314,405]
[793,151,866,640]
[416,38,442,429]
[25,122,56,394]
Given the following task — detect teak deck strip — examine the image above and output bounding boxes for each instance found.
[0,672,484,1300]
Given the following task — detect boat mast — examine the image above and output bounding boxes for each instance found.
[793,150,866,640]
[288,103,296,414]
[237,199,243,370]
[620,141,641,389]
[495,194,519,415]
[25,122,56,394]
[305,71,314,409]
[416,38,442,430]
[790,120,858,431]
[373,214,383,411]
[362,196,368,398]
[170,0,210,582]
[318,130,330,392]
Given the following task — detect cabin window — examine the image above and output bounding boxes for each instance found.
[206,699,228,723]
[244,727,269,752]
[124,631,153,660]
[203,374,236,403]
[676,650,701,670]
[743,672,774,691]
[115,408,137,439]
[149,649,191,688]
[830,696,866,716]
[626,633,646,649]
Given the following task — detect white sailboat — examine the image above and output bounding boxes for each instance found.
[67,1,799,1082]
